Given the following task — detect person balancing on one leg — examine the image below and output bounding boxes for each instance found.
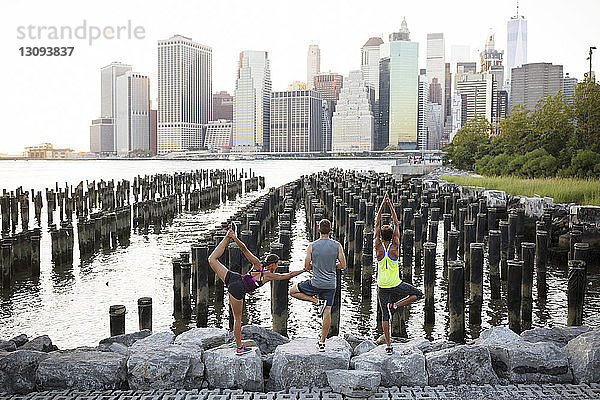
[375,192,423,355]
[289,218,346,351]
[208,228,307,355]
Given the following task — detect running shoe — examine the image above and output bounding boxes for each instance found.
[316,299,327,316]
[387,302,398,317]
[318,341,326,352]
[235,344,252,355]
[385,346,393,355]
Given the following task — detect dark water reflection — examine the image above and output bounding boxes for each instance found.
[0,159,598,348]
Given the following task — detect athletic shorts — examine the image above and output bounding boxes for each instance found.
[225,271,245,301]
[298,280,335,307]
[378,282,423,322]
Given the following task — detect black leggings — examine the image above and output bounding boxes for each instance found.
[225,271,246,301]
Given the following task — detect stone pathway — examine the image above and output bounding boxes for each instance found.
[1,384,599,400]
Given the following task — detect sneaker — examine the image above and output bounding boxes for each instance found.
[387,302,398,317]
[385,346,393,355]
[318,341,326,352]
[316,299,327,316]
[235,344,251,355]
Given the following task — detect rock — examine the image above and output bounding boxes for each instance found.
[517,196,554,218]
[353,343,427,387]
[564,328,600,384]
[126,344,204,390]
[374,334,411,346]
[130,331,175,350]
[344,333,370,352]
[521,326,592,347]
[570,205,600,235]
[269,336,351,390]
[0,341,16,352]
[203,345,263,391]
[0,350,49,394]
[475,326,521,345]
[9,335,28,348]
[425,345,498,385]
[97,342,128,355]
[241,325,289,354]
[174,327,232,350]
[213,339,258,350]
[19,336,57,352]
[326,369,381,398]
[262,353,274,376]
[423,340,459,354]
[353,340,377,356]
[98,330,152,348]
[484,190,507,209]
[483,339,572,383]
[36,348,127,390]
[460,186,485,201]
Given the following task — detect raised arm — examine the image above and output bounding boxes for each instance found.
[304,243,313,271]
[228,230,261,268]
[374,192,388,248]
[386,194,400,246]
[336,242,347,270]
[208,234,230,263]
[267,269,306,281]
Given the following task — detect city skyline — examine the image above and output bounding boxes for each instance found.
[2,0,600,153]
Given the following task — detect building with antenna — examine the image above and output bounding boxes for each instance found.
[506,0,528,89]
[480,33,503,73]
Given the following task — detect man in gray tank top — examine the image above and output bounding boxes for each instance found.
[289,219,346,351]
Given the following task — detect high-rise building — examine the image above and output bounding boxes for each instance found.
[426,33,446,114]
[270,90,322,153]
[495,90,509,126]
[480,33,504,73]
[331,71,374,152]
[157,35,212,154]
[321,100,332,152]
[314,73,344,101]
[510,62,563,111]
[307,44,320,90]
[90,118,115,153]
[379,17,419,150]
[361,37,384,148]
[429,78,442,104]
[454,72,496,123]
[426,102,444,150]
[451,95,463,141]
[445,63,452,117]
[115,72,150,155]
[562,73,578,104]
[457,62,477,74]
[204,120,233,151]
[101,62,132,119]
[417,74,429,150]
[506,5,527,89]
[212,91,233,120]
[233,50,272,152]
[150,109,157,154]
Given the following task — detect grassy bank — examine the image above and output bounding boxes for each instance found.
[440,175,600,206]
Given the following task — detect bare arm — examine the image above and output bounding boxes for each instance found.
[304,243,313,271]
[266,269,306,281]
[374,193,388,248]
[387,195,400,246]
[229,231,261,268]
[336,243,347,270]
[208,235,230,263]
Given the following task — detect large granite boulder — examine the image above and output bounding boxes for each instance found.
[19,336,58,353]
[483,339,572,383]
[0,341,16,352]
[98,330,152,348]
[203,345,263,391]
[130,331,175,350]
[326,369,381,398]
[174,328,232,350]
[269,336,351,390]
[9,335,29,348]
[521,326,591,347]
[485,190,507,209]
[564,328,600,384]
[475,326,521,345]
[344,333,370,352]
[353,342,427,387]
[36,349,127,390]
[353,340,377,356]
[0,350,49,394]
[126,343,204,390]
[425,345,498,385]
[241,325,289,354]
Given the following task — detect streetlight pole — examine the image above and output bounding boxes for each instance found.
[588,46,596,81]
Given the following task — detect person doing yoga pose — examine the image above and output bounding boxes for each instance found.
[208,228,306,355]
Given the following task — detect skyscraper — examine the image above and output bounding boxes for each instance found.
[454,72,496,123]
[212,91,233,120]
[506,4,527,89]
[233,50,272,152]
[270,90,322,153]
[562,73,577,104]
[379,18,419,150]
[90,118,116,153]
[157,35,212,154]
[115,71,150,155]
[101,62,132,119]
[426,103,444,150]
[331,71,374,152]
[510,63,563,111]
[426,33,446,110]
[313,72,343,152]
[307,44,320,90]
[480,33,504,73]
[204,120,233,151]
[361,37,384,149]
[417,74,429,150]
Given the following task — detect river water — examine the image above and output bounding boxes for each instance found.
[0,159,598,348]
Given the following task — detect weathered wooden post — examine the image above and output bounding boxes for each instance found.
[488,230,501,299]
[138,297,152,331]
[567,260,586,326]
[507,260,523,333]
[109,304,126,336]
[271,261,289,336]
[520,242,535,331]
[469,243,484,326]
[448,260,465,343]
[423,242,436,325]
[172,258,182,315]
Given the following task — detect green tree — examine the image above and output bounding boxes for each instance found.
[444,115,491,171]
[529,93,574,159]
[573,78,600,153]
[494,105,532,155]
[520,149,558,178]
[562,149,600,178]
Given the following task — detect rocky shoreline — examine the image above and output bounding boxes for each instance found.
[1,325,599,397]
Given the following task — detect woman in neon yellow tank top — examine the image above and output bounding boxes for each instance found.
[375,192,423,355]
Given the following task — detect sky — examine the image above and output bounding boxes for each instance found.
[1,0,599,154]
